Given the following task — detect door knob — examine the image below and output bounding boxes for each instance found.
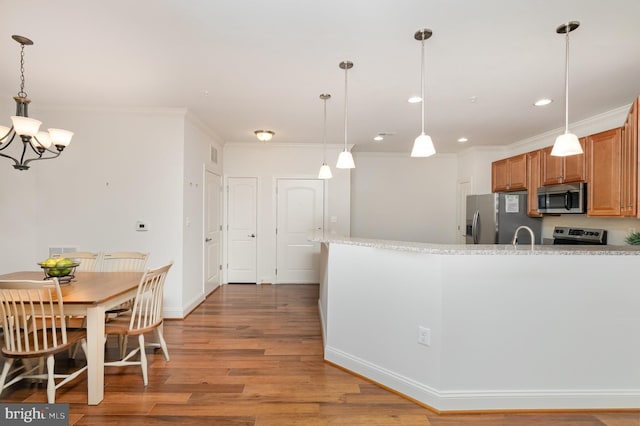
[249,234,256,238]
[205,238,212,242]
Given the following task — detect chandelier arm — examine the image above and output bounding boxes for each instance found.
[0,151,21,168]
[0,132,18,152]
[22,150,60,168]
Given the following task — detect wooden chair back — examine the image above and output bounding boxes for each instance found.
[0,279,69,356]
[101,252,149,272]
[54,251,101,272]
[129,262,172,332]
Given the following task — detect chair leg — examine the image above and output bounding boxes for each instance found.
[138,335,148,386]
[46,354,55,404]
[154,328,170,361]
[0,359,15,395]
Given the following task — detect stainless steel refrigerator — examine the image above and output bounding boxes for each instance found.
[465,192,542,244]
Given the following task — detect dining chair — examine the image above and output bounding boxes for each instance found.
[54,251,102,272]
[103,262,172,386]
[0,278,88,403]
[101,252,149,272]
[102,252,149,317]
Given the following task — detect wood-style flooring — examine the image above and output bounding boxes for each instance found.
[1,283,638,425]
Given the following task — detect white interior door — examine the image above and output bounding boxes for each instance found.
[227,177,257,283]
[276,179,324,284]
[205,170,222,294]
[457,179,472,243]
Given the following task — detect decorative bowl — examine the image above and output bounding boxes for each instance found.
[38,262,80,284]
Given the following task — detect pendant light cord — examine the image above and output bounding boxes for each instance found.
[322,97,327,163]
[563,28,570,134]
[420,37,425,134]
[343,65,348,151]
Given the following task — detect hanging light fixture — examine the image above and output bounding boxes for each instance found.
[411,28,436,158]
[551,21,583,157]
[318,93,333,179]
[254,130,275,142]
[336,60,355,169]
[0,35,73,171]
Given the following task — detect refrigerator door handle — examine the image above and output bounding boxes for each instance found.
[472,209,479,244]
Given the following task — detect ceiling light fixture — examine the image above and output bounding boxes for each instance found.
[336,61,355,169]
[408,96,422,104]
[318,94,332,180]
[457,137,469,143]
[373,135,384,141]
[254,130,275,142]
[534,98,553,107]
[411,28,436,158]
[0,35,73,171]
[551,21,583,157]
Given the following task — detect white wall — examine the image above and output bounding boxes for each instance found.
[0,105,210,318]
[351,152,458,244]
[223,142,350,283]
[182,113,224,315]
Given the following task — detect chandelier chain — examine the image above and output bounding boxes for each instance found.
[18,43,27,98]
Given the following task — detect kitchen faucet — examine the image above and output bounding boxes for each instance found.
[512,225,536,249]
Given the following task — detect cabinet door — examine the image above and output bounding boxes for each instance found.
[587,128,622,216]
[507,154,527,190]
[492,159,509,192]
[562,138,587,183]
[541,146,564,185]
[527,150,543,217]
[621,99,638,217]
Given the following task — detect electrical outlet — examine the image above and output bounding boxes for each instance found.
[418,326,431,346]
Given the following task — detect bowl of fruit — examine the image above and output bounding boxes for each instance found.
[39,257,80,284]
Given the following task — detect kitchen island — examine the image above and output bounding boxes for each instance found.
[316,237,640,412]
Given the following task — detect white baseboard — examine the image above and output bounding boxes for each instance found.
[324,345,640,411]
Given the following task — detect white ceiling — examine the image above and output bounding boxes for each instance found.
[0,0,639,154]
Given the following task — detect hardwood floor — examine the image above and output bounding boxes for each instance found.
[1,283,638,425]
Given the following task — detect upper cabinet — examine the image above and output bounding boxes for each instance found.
[491,154,527,192]
[621,98,638,217]
[541,138,587,185]
[526,150,543,217]
[587,128,622,216]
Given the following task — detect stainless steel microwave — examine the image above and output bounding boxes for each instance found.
[537,182,586,214]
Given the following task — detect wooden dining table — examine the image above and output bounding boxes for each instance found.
[0,270,143,405]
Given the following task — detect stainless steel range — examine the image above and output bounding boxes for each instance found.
[552,226,607,245]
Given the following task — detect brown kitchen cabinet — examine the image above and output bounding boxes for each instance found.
[621,97,638,217]
[526,150,543,217]
[541,138,587,185]
[491,154,527,192]
[587,128,622,216]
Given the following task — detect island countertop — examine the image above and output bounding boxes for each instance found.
[313,235,640,255]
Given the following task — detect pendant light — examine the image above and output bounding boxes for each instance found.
[318,93,333,179]
[551,21,583,157]
[336,60,355,169]
[411,28,436,158]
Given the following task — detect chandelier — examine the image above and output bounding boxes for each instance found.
[0,35,73,170]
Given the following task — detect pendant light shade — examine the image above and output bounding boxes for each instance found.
[336,60,355,169]
[551,21,583,157]
[318,93,333,179]
[411,28,436,158]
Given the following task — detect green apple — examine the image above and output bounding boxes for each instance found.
[42,258,58,268]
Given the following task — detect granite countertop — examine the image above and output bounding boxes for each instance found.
[312,234,640,255]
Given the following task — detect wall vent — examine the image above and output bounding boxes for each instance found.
[49,247,78,257]
[210,145,218,164]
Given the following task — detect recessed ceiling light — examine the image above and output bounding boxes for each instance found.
[408,96,422,103]
[373,135,384,141]
[534,98,553,106]
[457,137,469,143]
